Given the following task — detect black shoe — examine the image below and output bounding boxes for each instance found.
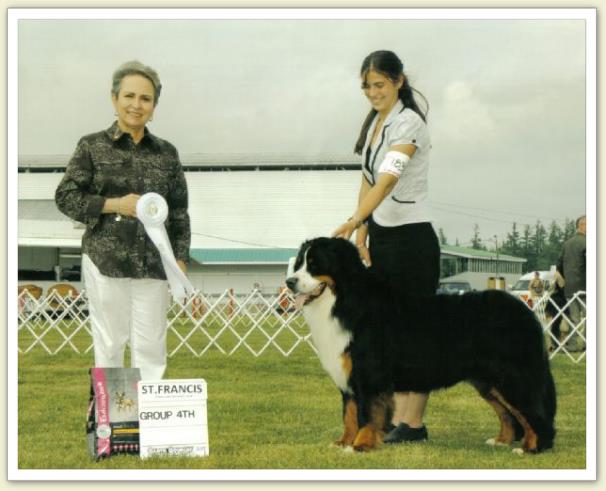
[385,422,397,434]
[383,423,428,444]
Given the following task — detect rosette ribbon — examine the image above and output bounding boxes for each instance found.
[136,192,195,301]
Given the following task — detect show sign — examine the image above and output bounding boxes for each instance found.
[137,379,209,458]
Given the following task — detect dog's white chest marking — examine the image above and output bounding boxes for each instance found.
[303,291,352,393]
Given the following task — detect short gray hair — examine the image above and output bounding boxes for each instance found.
[111,60,162,105]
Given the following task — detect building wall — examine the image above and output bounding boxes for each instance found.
[18,246,58,271]
[18,245,527,295]
[17,246,291,295]
[18,170,360,250]
[188,264,289,294]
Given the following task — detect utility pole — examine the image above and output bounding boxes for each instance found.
[494,235,500,289]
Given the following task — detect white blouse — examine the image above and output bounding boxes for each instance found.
[361,99,432,227]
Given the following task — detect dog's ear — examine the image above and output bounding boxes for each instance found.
[294,239,313,271]
[299,239,317,252]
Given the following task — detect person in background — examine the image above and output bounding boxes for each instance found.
[545,270,568,351]
[55,60,191,380]
[557,215,586,352]
[528,271,545,302]
[333,50,439,444]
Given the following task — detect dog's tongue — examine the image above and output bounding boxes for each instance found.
[293,283,326,310]
[293,293,310,310]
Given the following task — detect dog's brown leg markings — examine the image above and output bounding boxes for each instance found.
[370,393,393,438]
[490,388,538,453]
[335,351,358,447]
[484,394,516,446]
[334,353,358,447]
[352,425,380,452]
[335,398,358,447]
[352,393,393,452]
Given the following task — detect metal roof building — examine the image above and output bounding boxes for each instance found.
[17,156,526,292]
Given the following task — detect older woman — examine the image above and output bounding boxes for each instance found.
[55,60,190,380]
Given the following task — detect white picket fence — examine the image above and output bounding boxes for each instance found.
[522,290,586,362]
[17,288,587,362]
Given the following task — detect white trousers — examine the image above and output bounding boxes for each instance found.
[82,254,169,380]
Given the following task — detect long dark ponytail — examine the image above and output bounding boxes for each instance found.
[354,50,429,155]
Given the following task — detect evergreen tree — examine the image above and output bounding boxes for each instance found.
[460,217,575,275]
[470,224,485,250]
[502,222,521,258]
[521,224,535,271]
[547,220,563,248]
[542,220,564,269]
[532,220,549,270]
[563,218,577,240]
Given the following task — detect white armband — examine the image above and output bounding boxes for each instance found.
[377,151,410,177]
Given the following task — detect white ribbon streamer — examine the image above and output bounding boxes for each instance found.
[136,192,195,301]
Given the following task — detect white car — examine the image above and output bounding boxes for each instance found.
[509,270,556,307]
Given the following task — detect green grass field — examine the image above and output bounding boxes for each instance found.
[17,324,586,470]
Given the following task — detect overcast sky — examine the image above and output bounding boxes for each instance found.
[17,17,589,246]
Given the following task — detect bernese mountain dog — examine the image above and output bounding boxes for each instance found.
[286,237,556,453]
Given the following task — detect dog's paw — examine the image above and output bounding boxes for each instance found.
[486,438,509,447]
[352,443,374,452]
[332,439,353,448]
[342,445,354,453]
[512,448,525,456]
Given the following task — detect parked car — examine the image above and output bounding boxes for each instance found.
[436,281,472,295]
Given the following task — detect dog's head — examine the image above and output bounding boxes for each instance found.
[285,237,363,309]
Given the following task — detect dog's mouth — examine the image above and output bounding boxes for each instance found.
[293,282,327,310]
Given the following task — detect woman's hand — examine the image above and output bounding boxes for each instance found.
[118,193,141,217]
[332,217,362,240]
[177,260,187,274]
[102,193,140,217]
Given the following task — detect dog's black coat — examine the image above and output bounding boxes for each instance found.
[293,237,556,452]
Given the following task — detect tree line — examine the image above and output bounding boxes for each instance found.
[438,219,579,273]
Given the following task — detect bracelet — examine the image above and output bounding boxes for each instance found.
[347,215,364,229]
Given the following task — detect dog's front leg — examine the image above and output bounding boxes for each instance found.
[352,391,392,452]
[334,391,358,447]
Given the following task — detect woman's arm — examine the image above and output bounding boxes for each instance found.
[354,176,371,264]
[55,138,142,225]
[333,173,398,240]
[55,139,106,228]
[332,143,416,240]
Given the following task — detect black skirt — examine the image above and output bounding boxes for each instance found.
[368,219,440,298]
